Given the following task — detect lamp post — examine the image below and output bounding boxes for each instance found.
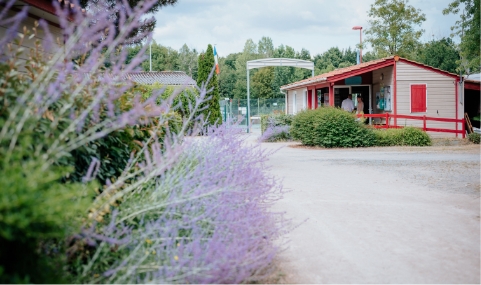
[352,26,362,64]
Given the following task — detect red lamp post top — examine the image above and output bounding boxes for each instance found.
[352,26,363,30]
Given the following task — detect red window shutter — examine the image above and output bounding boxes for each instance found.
[411,84,426,112]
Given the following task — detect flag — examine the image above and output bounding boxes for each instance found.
[214,46,220,74]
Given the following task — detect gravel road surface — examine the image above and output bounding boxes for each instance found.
[258,135,480,284]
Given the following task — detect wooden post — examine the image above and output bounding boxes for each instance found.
[329,85,334,107]
[423,115,426,131]
[462,118,466,138]
[385,113,389,129]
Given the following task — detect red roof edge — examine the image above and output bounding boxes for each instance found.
[21,0,57,16]
[326,59,394,82]
[21,0,76,22]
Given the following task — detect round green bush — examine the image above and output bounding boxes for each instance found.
[467,133,480,144]
[290,107,376,148]
[373,127,431,146]
[401,127,431,146]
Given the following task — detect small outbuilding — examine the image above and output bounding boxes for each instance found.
[281,56,480,138]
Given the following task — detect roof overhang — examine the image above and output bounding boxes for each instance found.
[280,77,327,90]
[17,0,78,24]
[327,60,393,82]
[247,58,314,70]
[281,59,394,91]
[464,80,480,91]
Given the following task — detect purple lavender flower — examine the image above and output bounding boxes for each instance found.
[259,125,291,142]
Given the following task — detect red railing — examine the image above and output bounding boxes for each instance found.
[357,113,466,138]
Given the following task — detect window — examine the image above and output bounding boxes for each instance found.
[411,84,426,113]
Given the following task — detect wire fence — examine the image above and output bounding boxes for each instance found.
[219,98,285,126]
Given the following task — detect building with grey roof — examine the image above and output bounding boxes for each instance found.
[126,71,196,86]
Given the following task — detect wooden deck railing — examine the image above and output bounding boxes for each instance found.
[357,113,466,138]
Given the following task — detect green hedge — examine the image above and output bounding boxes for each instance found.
[290,108,376,148]
[289,108,432,148]
[373,127,431,146]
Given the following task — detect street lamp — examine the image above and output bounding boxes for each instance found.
[352,26,362,64]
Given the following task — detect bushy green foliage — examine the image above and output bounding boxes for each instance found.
[260,113,294,133]
[131,83,197,120]
[0,160,94,283]
[467,132,480,144]
[373,127,431,146]
[290,108,376,148]
[0,63,94,282]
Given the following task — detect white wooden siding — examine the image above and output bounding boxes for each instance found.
[396,61,458,138]
[0,9,63,72]
[287,87,307,114]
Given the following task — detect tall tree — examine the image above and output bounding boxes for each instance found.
[313,47,356,75]
[197,45,222,126]
[294,48,312,81]
[365,0,426,58]
[140,41,179,71]
[443,0,480,73]
[125,42,175,71]
[415,37,460,73]
[258,36,274,58]
[271,45,297,97]
[252,67,275,99]
[177,44,198,79]
[80,0,178,44]
[218,53,239,99]
[233,39,258,99]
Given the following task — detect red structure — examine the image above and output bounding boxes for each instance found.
[281,56,480,138]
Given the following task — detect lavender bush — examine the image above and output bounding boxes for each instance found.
[76,125,284,283]
[0,0,285,283]
[259,125,291,142]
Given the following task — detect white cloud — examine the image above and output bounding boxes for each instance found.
[152,0,460,56]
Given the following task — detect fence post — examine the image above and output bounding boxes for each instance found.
[385,113,389,129]
[258,98,260,116]
[423,115,426,132]
[462,118,466,138]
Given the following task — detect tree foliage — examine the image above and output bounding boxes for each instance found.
[178,44,199,78]
[252,67,275,99]
[313,47,357,75]
[126,42,198,79]
[365,0,426,58]
[80,0,177,44]
[443,0,480,73]
[197,45,222,126]
[415,37,460,73]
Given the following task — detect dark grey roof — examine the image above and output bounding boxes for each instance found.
[127,71,196,86]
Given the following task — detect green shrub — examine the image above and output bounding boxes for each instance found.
[133,83,198,120]
[290,107,376,148]
[467,132,480,144]
[372,128,404,146]
[373,127,431,146]
[0,157,94,283]
[402,127,431,146]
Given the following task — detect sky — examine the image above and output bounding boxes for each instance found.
[152,0,461,57]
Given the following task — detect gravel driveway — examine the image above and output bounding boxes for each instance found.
[258,135,480,283]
